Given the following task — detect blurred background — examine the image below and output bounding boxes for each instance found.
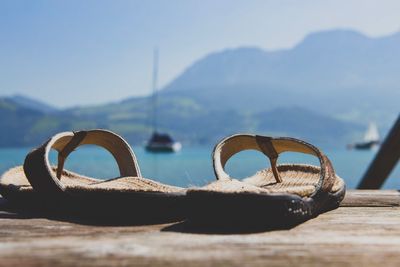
[0,0,399,188]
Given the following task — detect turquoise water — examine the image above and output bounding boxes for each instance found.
[0,146,399,189]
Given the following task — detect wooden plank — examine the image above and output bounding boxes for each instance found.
[0,190,400,266]
[341,189,400,207]
[358,115,400,189]
[0,206,400,266]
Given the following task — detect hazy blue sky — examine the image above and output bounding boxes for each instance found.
[1,0,400,107]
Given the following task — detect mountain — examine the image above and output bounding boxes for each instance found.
[255,107,362,146]
[4,95,58,113]
[3,29,398,148]
[0,98,44,147]
[0,95,362,148]
[162,29,400,127]
[0,97,95,147]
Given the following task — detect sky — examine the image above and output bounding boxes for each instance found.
[1,0,400,107]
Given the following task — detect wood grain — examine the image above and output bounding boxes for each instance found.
[341,189,400,207]
[1,190,400,267]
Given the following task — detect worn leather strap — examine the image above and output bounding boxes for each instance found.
[23,129,141,194]
[255,135,282,183]
[56,131,87,179]
[212,134,336,196]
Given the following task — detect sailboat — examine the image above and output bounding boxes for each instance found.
[348,122,380,150]
[145,49,182,153]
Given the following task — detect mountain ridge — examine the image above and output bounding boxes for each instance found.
[0,94,363,148]
[1,28,398,147]
[160,29,399,127]
[5,94,58,113]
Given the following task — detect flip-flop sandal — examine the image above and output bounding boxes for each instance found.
[186,134,346,228]
[0,130,185,222]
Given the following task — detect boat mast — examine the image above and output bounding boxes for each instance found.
[152,48,159,133]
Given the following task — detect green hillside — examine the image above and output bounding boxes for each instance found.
[0,95,363,149]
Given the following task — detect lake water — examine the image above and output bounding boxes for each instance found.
[0,146,399,189]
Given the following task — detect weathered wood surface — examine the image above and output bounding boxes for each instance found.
[1,190,400,267]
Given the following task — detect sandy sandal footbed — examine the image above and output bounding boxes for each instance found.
[186,134,346,227]
[1,166,183,194]
[0,130,185,221]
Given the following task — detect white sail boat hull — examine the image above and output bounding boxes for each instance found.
[146,141,182,152]
[364,122,380,143]
[348,122,380,150]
